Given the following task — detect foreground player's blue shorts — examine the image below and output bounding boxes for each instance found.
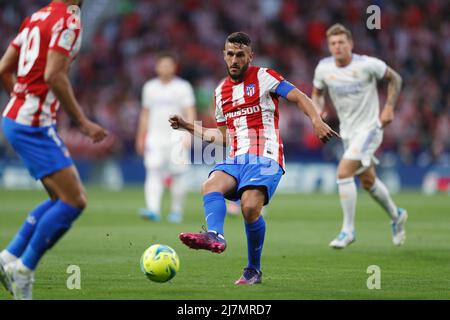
[2,117,73,180]
[210,154,284,205]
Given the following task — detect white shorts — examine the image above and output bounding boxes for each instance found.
[342,126,383,175]
[144,144,190,175]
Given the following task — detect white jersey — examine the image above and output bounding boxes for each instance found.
[313,54,387,139]
[142,77,195,148]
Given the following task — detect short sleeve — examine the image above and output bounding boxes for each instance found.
[313,64,326,90]
[215,96,226,127]
[261,68,285,93]
[142,82,152,109]
[49,14,82,58]
[180,82,196,109]
[365,56,387,80]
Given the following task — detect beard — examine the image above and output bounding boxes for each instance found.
[227,63,249,81]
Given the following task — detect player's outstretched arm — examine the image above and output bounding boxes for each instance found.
[169,115,227,146]
[311,87,327,119]
[286,88,339,143]
[0,46,19,94]
[380,67,403,128]
[44,50,108,143]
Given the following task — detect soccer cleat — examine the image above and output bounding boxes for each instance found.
[11,267,34,300]
[234,268,262,285]
[392,208,408,246]
[329,231,355,249]
[179,228,227,253]
[167,212,183,224]
[138,208,161,221]
[0,257,13,295]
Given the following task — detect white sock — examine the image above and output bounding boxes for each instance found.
[368,178,398,221]
[337,177,357,234]
[144,169,164,214]
[16,259,34,275]
[170,174,186,214]
[0,250,18,264]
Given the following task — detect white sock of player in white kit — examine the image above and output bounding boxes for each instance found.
[170,174,186,214]
[145,169,164,214]
[337,177,357,234]
[368,178,398,221]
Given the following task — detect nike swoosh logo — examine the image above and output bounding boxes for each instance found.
[205,212,215,221]
[223,98,231,104]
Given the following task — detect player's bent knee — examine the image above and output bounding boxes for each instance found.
[201,180,213,195]
[241,201,262,222]
[62,190,87,210]
[72,195,87,210]
[360,177,375,190]
[201,179,224,195]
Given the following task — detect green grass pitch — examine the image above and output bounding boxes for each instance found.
[0,187,449,300]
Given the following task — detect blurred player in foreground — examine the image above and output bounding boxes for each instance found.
[0,0,108,299]
[312,24,407,249]
[169,32,338,285]
[136,53,196,223]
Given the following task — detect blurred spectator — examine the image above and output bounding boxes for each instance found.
[0,0,449,165]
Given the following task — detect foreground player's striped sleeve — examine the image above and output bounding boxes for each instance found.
[49,13,82,58]
[214,81,226,127]
[259,68,296,98]
[260,68,284,92]
[214,96,226,126]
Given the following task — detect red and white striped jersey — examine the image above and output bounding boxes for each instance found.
[215,66,285,168]
[2,2,82,127]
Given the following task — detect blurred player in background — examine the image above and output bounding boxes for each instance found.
[227,200,266,217]
[312,24,407,249]
[0,0,108,300]
[169,32,338,285]
[136,53,196,223]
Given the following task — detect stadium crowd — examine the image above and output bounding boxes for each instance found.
[0,0,449,165]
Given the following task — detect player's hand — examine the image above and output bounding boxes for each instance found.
[169,114,186,130]
[79,119,109,143]
[380,104,394,128]
[312,117,340,143]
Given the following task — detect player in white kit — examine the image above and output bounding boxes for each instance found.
[312,24,407,248]
[136,53,196,223]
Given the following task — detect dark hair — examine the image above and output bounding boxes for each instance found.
[226,32,252,47]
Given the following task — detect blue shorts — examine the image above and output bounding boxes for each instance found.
[210,154,284,205]
[2,117,73,180]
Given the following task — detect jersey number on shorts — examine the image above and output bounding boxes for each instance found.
[47,127,62,147]
[17,27,41,77]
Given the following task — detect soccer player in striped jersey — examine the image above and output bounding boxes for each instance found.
[312,24,407,249]
[0,0,107,299]
[169,32,338,285]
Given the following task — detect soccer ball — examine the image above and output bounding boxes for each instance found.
[140,244,180,283]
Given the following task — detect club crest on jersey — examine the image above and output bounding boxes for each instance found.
[245,84,256,97]
[58,29,76,51]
